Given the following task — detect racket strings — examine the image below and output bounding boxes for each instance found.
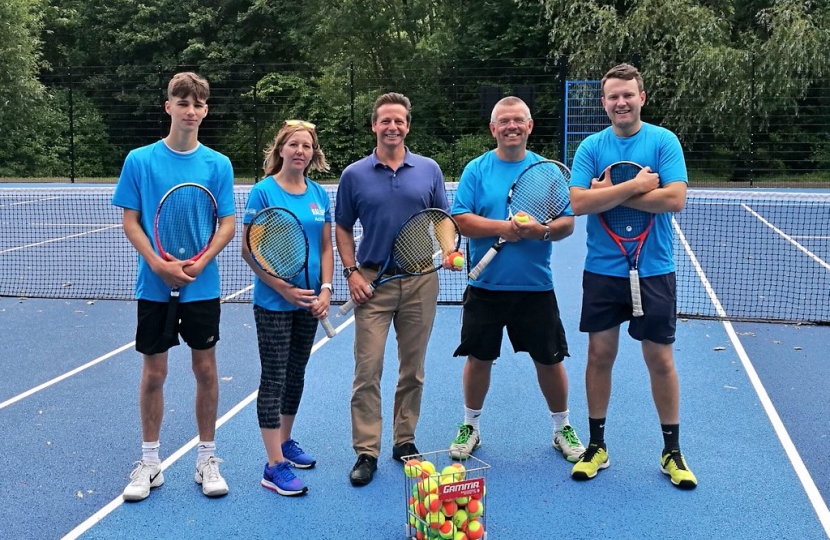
[393,212,459,274]
[601,162,652,238]
[248,211,307,278]
[157,187,216,259]
[509,163,570,221]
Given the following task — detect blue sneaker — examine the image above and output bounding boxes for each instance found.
[262,461,308,496]
[281,439,316,469]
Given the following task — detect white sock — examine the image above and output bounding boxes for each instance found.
[464,407,482,431]
[141,441,160,464]
[550,410,571,433]
[197,441,216,465]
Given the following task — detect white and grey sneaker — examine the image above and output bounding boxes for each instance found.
[123,460,164,501]
[449,424,481,460]
[195,456,229,497]
[553,425,586,463]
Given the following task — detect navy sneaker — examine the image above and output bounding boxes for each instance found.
[261,461,308,496]
[281,439,316,469]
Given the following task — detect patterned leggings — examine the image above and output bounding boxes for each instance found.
[253,306,318,429]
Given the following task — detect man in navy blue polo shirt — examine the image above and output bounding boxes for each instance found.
[335,92,450,486]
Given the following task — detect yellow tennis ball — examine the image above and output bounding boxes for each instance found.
[420,461,436,478]
[404,459,423,478]
[515,211,529,223]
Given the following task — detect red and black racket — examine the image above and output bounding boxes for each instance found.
[598,161,655,317]
[468,160,571,280]
[153,183,218,339]
[338,209,461,316]
[245,206,337,338]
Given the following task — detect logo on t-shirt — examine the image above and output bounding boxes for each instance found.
[309,202,325,220]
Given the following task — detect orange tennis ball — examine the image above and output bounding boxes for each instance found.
[438,520,456,539]
[466,520,484,540]
[466,498,483,519]
[515,211,529,223]
[449,251,464,269]
[404,459,423,478]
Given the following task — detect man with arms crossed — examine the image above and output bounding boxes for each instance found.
[569,63,696,489]
[113,72,236,501]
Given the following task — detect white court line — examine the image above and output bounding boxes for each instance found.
[0,225,122,255]
[674,218,830,536]
[0,343,136,411]
[0,196,62,209]
[60,309,353,540]
[742,203,830,271]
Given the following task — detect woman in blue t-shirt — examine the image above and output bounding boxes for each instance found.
[241,120,333,496]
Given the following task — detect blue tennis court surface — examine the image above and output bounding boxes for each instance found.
[2,192,830,539]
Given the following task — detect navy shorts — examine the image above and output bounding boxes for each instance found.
[136,298,221,355]
[579,271,677,344]
[454,286,569,365]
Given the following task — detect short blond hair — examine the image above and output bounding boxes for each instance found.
[490,97,531,123]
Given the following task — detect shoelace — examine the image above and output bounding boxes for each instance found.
[200,457,224,482]
[283,439,303,458]
[664,451,687,470]
[558,426,581,447]
[129,461,156,483]
[580,444,603,462]
[454,424,473,444]
[276,463,299,482]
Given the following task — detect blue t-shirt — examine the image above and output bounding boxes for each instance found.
[335,148,449,266]
[112,140,235,302]
[451,150,574,291]
[570,123,687,278]
[243,177,332,312]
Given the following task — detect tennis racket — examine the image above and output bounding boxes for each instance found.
[468,160,571,280]
[597,161,655,317]
[245,206,337,338]
[338,208,461,316]
[153,183,218,340]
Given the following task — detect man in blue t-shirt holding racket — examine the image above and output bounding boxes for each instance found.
[569,63,696,489]
[112,72,236,501]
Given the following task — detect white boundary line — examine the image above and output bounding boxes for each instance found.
[674,218,830,536]
[0,225,122,255]
[59,319,349,540]
[741,203,830,271]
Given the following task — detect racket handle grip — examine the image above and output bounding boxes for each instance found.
[163,289,180,339]
[320,316,337,338]
[468,247,498,280]
[337,284,375,316]
[629,269,644,317]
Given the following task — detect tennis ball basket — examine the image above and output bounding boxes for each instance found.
[402,449,490,540]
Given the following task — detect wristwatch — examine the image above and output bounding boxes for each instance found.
[542,225,551,241]
[342,266,358,278]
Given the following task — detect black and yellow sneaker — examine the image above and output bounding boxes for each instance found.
[660,449,697,489]
[570,443,609,480]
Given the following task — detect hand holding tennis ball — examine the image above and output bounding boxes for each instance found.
[514,211,530,223]
[445,251,465,270]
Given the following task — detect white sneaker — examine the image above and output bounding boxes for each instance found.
[123,460,164,501]
[553,425,586,463]
[449,424,481,460]
[195,456,229,497]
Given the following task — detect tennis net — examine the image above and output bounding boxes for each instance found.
[1,185,828,324]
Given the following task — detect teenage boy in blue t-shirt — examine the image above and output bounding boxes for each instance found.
[568,63,696,489]
[112,72,236,501]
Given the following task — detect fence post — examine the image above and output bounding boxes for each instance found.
[749,52,756,187]
[68,67,76,183]
[158,67,165,139]
[252,65,259,181]
[558,55,568,163]
[349,62,355,165]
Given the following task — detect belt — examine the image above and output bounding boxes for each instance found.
[361,263,406,276]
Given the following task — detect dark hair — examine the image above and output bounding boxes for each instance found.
[167,72,210,102]
[601,63,644,95]
[371,92,412,124]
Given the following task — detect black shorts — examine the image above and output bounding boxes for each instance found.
[454,286,569,365]
[136,298,221,355]
[579,271,677,344]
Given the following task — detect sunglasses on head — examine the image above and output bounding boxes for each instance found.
[284,120,316,130]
